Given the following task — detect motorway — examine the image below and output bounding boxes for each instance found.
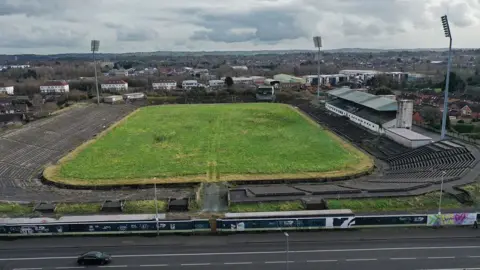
[2,228,480,270]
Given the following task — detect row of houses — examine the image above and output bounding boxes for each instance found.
[38,80,129,93]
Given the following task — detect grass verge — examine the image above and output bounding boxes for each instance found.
[54,203,102,215]
[228,192,463,213]
[0,203,34,217]
[229,201,304,212]
[327,192,462,212]
[123,200,167,214]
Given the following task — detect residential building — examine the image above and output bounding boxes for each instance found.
[152,80,177,90]
[208,80,225,87]
[108,69,129,77]
[101,80,128,92]
[461,105,472,117]
[40,81,69,94]
[182,80,199,90]
[0,86,14,95]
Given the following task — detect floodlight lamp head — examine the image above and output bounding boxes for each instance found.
[91,40,100,52]
[313,36,322,48]
[441,15,451,38]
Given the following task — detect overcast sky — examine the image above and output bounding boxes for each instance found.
[0,0,479,54]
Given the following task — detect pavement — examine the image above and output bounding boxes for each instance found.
[2,228,480,270]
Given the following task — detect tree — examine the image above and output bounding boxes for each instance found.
[225,77,234,87]
[421,107,441,125]
[374,86,393,95]
[438,71,466,92]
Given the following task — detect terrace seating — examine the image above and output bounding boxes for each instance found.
[297,104,409,159]
[0,104,137,189]
[372,140,477,183]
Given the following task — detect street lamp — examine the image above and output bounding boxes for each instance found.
[440,15,453,140]
[313,36,322,99]
[91,40,101,105]
[438,171,447,214]
[154,181,160,236]
[284,232,289,270]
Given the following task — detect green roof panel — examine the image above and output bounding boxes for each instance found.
[328,88,398,112]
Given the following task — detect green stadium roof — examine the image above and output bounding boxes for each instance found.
[328,88,398,112]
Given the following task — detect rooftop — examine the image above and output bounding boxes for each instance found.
[328,88,398,112]
[386,128,432,141]
[104,80,127,84]
[42,81,68,86]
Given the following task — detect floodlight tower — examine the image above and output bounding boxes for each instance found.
[440,15,452,140]
[91,40,101,104]
[313,36,322,98]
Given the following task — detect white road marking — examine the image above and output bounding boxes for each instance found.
[307,259,338,263]
[181,263,211,266]
[139,265,169,267]
[346,258,378,262]
[98,266,128,268]
[223,262,253,265]
[427,257,456,259]
[265,261,294,264]
[468,256,480,258]
[2,245,480,262]
[390,257,417,260]
[417,268,480,270]
[55,267,85,269]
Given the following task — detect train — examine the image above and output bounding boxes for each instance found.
[1,210,467,236]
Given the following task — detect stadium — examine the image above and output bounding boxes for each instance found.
[1,92,479,214]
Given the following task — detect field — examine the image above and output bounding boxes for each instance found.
[45,103,372,185]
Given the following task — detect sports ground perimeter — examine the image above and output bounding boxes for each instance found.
[44,103,373,186]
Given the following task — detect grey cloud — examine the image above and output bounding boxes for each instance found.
[0,0,97,17]
[447,2,476,27]
[116,28,159,42]
[0,25,87,49]
[341,19,382,37]
[189,7,307,43]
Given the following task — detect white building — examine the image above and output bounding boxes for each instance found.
[104,95,124,104]
[109,69,129,77]
[101,80,128,92]
[208,80,225,87]
[152,80,177,90]
[231,65,248,71]
[40,81,70,94]
[182,80,199,90]
[339,70,381,82]
[0,86,14,95]
[123,92,145,100]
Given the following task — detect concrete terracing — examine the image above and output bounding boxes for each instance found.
[228,104,480,205]
[0,104,192,203]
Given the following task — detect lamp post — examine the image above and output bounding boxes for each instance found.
[438,171,447,215]
[313,36,322,99]
[284,232,289,270]
[440,15,453,140]
[91,40,101,105]
[154,182,159,236]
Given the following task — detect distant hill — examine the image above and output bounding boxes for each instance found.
[0,48,473,62]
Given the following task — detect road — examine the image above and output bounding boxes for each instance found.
[2,228,480,270]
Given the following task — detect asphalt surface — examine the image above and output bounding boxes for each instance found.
[2,228,480,269]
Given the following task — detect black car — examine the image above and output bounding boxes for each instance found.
[77,251,112,265]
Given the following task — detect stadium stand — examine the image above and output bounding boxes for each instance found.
[297,103,408,158]
[228,103,480,205]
